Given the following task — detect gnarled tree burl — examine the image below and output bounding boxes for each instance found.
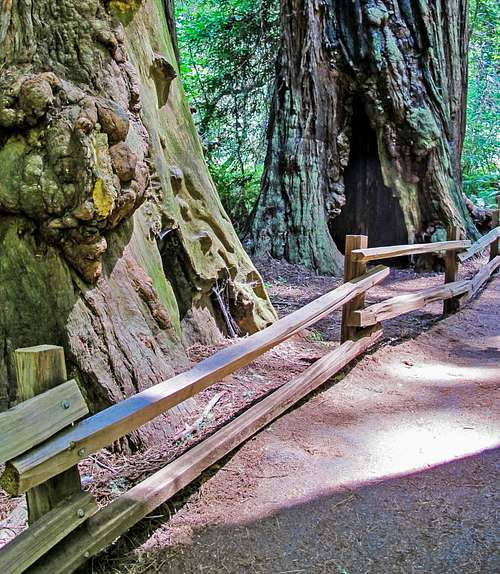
[0,0,275,446]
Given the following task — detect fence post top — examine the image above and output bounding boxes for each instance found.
[15,345,63,355]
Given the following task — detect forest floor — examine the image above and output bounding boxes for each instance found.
[1,257,499,573]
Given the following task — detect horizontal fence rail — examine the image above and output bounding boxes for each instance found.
[458,227,500,262]
[1,265,389,496]
[351,239,471,262]
[349,279,472,327]
[26,328,382,574]
[461,255,500,304]
[0,380,88,464]
[0,492,96,574]
[1,214,499,574]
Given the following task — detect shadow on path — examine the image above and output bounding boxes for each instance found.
[94,278,499,574]
[147,447,499,574]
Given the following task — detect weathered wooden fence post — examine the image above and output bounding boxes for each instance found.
[341,235,368,343]
[15,345,83,524]
[490,196,499,261]
[444,226,460,315]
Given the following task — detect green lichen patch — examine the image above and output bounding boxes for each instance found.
[407,107,441,155]
[0,135,26,211]
[108,0,144,24]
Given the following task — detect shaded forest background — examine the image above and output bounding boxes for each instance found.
[176,0,499,225]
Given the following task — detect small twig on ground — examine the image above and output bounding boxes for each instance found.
[90,455,118,474]
[173,392,226,441]
[272,300,303,308]
[331,494,355,509]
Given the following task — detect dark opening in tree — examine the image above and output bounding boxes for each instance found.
[330,97,407,251]
[250,0,477,274]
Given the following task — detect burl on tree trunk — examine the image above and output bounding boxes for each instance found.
[249,0,477,274]
[0,0,275,446]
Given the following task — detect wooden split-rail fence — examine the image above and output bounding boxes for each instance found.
[1,214,499,574]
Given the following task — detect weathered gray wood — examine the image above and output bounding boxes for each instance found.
[458,227,500,262]
[14,346,66,400]
[0,380,88,464]
[341,235,369,343]
[26,328,382,574]
[12,346,83,524]
[0,491,96,574]
[349,280,471,327]
[459,256,500,304]
[2,265,390,496]
[352,240,470,263]
[444,227,461,315]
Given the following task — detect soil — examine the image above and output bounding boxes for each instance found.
[1,257,498,573]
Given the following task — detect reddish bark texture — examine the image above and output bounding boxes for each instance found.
[250,0,476,273]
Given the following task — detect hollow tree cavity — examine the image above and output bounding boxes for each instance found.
[249,0,477,274]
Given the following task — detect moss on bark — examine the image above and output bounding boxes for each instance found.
[250,0,476,273]
[0,0,276,445]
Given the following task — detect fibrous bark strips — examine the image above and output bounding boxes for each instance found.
[0,0,275,446]
[250,0,476,274]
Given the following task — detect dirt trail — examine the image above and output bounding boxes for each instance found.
[97,274,499,574]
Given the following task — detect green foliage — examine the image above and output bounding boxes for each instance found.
[305,329,325,343]
[463,0,500,208]
[177,0,498,214]
[176,0,279,223]
[463,172,499,207]
[208,160,263,221]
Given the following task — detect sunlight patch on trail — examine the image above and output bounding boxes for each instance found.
[386,361,497,383]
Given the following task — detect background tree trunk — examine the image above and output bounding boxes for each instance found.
[249,0,476,274]
[0,0,275,448]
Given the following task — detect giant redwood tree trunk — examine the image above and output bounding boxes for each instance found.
[0,0,275,446]
[249,0,477,274]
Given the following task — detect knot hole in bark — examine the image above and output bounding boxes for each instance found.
[151,54,177,108]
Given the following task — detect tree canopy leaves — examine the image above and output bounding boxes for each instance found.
[463,0,499,208]
[176,0,279,222]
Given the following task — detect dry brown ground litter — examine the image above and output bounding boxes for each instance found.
[1,257,498,574]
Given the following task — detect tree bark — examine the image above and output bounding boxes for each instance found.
[0,0,275,447]
[249,0,476,274]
